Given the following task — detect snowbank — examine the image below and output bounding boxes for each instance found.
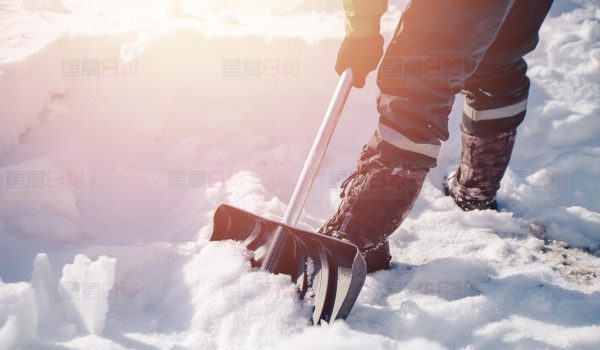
[0,35,66,157]
[0,158,82,244]
[0,1,598,349]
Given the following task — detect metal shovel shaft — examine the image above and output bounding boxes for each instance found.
[283,69,354,226]
[261,69,354,271]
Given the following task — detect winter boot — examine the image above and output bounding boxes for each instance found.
[444,127,517,211]
[319,146,428,273]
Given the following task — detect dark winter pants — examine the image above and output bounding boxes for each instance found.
[369,0,553,169]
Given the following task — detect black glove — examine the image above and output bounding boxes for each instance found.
[335,34,385,88]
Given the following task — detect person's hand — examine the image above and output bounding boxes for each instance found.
[335,34,384,88]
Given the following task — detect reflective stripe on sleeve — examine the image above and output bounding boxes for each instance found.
[378,123,441,159]
[463,98,528,121]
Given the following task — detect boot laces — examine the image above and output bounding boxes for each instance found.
[339,172,357,199]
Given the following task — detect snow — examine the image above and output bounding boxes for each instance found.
[30,254,61,337]
[58,254,116,335]
[20,0,70,13]
[0,280,37,350]
[0,0,599,349]
[168,242,309,349]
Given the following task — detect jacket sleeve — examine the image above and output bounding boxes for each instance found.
[343,0,388,37]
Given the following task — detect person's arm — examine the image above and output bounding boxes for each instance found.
[336,0,388,88]
[344,0,388,38]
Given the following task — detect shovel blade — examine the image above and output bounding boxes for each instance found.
[210,204,366,324]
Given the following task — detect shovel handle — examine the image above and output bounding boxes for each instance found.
[261,69,354,271]
[283,68,354,226]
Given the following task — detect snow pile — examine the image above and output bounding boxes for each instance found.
[1,253,117,348]
[30,254,62,336]
[0,1,598,349]
[166,242,309,349]
[0,280,37,350]
[58,255,116,335]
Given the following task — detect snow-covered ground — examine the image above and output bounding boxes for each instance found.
[0,1,599,349]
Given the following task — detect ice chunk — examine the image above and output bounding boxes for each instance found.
[58,255,116,335]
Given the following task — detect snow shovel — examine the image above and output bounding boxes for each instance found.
[210,69,367,324]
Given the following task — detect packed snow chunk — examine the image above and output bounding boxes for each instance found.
[578,19,600,42]
[165,241,309,349]
[21,0,70,13]
[58,255,117,335]
[30,253,62,334]
[223,171,287,220]
[0,280,38,350]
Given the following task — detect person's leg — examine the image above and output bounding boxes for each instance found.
[446,0,554,211]
[320,0,516,272]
